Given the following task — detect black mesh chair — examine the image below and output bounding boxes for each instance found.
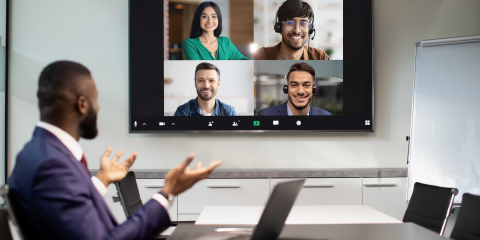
[0,185,25,240]
[114,171,144,217]
[114,172,170,239]
[450,193,480,240]
[403,182,457,235]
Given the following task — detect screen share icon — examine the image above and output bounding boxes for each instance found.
[253,121,260,126]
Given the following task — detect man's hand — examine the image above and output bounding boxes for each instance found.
[162,153,222,196]
[95,146,138,187]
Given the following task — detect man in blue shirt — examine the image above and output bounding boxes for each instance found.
[174,62,237,116]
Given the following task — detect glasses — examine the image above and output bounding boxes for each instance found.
[282,20,310,32]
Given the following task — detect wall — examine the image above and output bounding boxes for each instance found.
[7,0,480,172]
[0,0,5,185]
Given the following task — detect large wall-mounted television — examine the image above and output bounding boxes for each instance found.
[129,0,373,132]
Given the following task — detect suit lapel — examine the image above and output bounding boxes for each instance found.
[34,127,119,226]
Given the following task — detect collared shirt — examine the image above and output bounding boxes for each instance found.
[36,122,173,212]
[287,102,310,116]
[174,98,237,116]
[254,42,330,60]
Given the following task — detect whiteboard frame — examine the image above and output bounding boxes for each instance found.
[407,35,480,204]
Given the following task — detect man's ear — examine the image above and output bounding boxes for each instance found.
[218,79,221,87]
[76,96,88,116]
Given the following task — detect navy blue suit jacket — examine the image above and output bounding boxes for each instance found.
[8,127,171,240]
[258,101,331,116]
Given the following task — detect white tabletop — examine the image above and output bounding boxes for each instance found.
[195,205,402,225]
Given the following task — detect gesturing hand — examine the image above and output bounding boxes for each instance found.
[162,153,222,196]
[95,146,138,187]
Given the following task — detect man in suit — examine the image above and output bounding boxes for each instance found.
[7,61,221,240]
[258,62,331,116]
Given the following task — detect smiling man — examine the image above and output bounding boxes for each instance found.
[258,62,331,116]
[254,0,329,60]
[174,62,237,116]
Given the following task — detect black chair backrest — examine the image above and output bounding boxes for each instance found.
[0,208,13,240]
[403,182,457,235]
[0,184,26,240]
[450,193,480,240]
[115,171,143,217]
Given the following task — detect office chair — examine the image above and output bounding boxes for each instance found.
[114,171,144,217]
[0,185,25,240]
[450,193,480,240]
[114,172,170,239]
[0,208,13,240]
[403,182,457,235]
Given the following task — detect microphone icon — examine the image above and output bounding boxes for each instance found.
[134,121,137,127]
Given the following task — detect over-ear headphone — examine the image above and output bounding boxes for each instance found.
[283,74,318,95]
[274,6,316,40]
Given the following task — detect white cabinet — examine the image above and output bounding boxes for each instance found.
[178,179,270,221]
[270,178,362,205]
[362,177,408,220]
[136,179,178,221]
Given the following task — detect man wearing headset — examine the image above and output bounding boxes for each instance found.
[258,62,331,116]
[254,0,330,60]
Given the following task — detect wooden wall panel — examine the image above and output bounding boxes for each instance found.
[230,0,254,45]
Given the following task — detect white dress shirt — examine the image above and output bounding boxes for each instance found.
[36,122,173,213]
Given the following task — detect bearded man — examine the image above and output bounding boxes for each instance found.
[174,62,237,116]
[258,62,331,116]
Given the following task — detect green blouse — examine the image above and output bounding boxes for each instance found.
[182,37,251,60]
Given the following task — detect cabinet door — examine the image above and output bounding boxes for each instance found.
[178,179,269,221]
[270,178,362,205]
[136,179,178,221]
[362,177,408,220]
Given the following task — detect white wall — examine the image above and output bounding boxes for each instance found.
[7,0,480,172]
[0,0,5,47]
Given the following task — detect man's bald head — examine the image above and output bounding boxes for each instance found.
[37,61,99,139]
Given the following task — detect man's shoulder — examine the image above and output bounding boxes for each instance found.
[175,99,197,116]
[304,46,330,60]
[216,99,237,116]
[258,103,286,116]
[254,44,280,60]
[310,106,332,115]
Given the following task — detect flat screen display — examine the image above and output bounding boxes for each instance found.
[129,0,372,132]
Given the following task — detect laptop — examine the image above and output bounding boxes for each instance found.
[197,179,306,240]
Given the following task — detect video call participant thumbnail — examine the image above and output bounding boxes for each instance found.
[174,62,237,116]
[254,0,329,60]
[182,2,251,60]
[258,62,331,116]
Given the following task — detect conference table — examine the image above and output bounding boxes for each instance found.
[195,205,401,225]
[167,205,446,239]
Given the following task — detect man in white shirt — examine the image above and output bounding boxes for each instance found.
[8,60,221,240]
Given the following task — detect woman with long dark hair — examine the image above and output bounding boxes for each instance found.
[182,2,250,60]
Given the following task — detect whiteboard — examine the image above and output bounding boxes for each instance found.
[408,36,480,203]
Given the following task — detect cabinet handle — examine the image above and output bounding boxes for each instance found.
[363,183,397,187]
[207,185,241,189]
[144,185,164,189]
[303,184,334,188]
